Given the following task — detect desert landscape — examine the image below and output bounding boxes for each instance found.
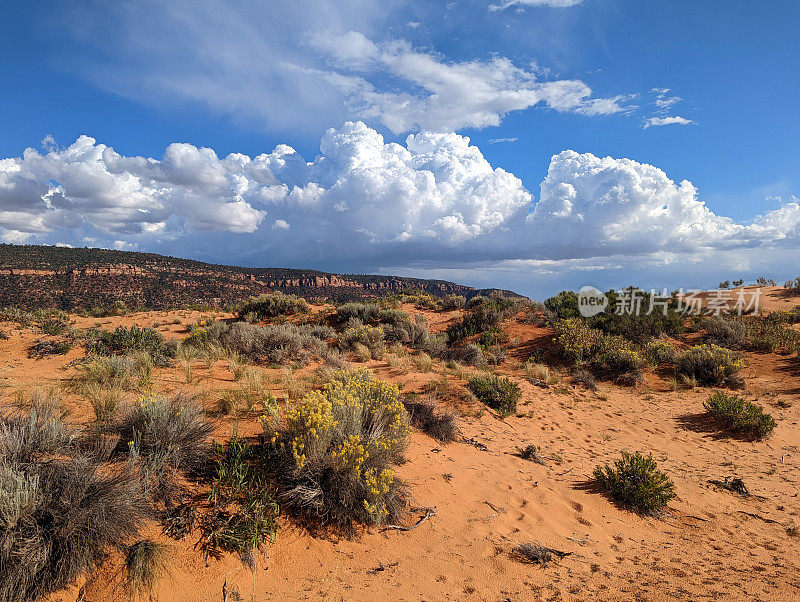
[3,3,799,600]
[2,263,799,601]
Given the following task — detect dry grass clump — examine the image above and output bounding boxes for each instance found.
[594,451,676,516]
[704,392,775,440]
[0,397,150,602]
[125,539,171,600]
[261,368,409,531]
[467,374,521,417]
[523,362,550,383]
[114,393,213,502]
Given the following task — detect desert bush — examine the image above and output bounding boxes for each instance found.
[594,451,676,516]
[411,352,434,373]
[261,368,409,531]
[88,325,169,363]
[544,289,683,342]
[382,314,430,347]
[125,539,171,600]
[440,294,466,310]
[335,303,381,324]
[590,335,645,379]
[237,293,310,320]
[467,374,520,417]
[403,395,457,443]
[73,355,138,392]
[28,337,72,358]
[552,318,602,363]
[115,393,213,501]
[676,344,744,386]
[336,324,384,358]
[218,322,327,364]
[445,298,516,344]
[39,315,70,336]
[523,362,550,383]
[644,340,677,365]
[704,391,775,440]
[445,343,486,367]
[0,392,74,463]
[703,316,747,349]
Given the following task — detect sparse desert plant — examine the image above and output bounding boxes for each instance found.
[511,542,571,566]
[335,302,381,324]
[237,292,310,320]
[704,391,775,440]
[350,342,372,363]
[514,444,548,465]
[572,368,597,391]
[676,344,744,386]
[467,374,521,417]
[403,394,457,443]
[411,351,434,373]
[261,368,409,531]
[86,385,122,423]
[125,539,171,601]
[594,451,676,516]
[39,315,70,336]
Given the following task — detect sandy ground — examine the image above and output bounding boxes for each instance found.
[1,293,799,601]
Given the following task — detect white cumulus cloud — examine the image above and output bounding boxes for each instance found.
[643,116,695,129]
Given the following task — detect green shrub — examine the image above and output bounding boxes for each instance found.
[467,374,521,417]
[262,368,409,531]
[237,293,310,320]
[703,316,747,349]
[445,298,516,344]
[676,344,744,386]
[335,303,381,324]
[704,392,775,440]
[205,435,279,561]
[440,295,466,310]
[446,343,486,367]
[39,315,70,336]
[594,451,676,516]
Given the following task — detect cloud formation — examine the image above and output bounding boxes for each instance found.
[643,116,695,129]
[2,124,798,291]
[490,0,584,10]
[55,1,628,135]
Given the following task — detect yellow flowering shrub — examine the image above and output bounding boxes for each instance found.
[676,344,745,386]
[590,334,646,377]
[262,368,409,529]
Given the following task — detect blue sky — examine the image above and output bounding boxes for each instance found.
[1,1,798,298]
